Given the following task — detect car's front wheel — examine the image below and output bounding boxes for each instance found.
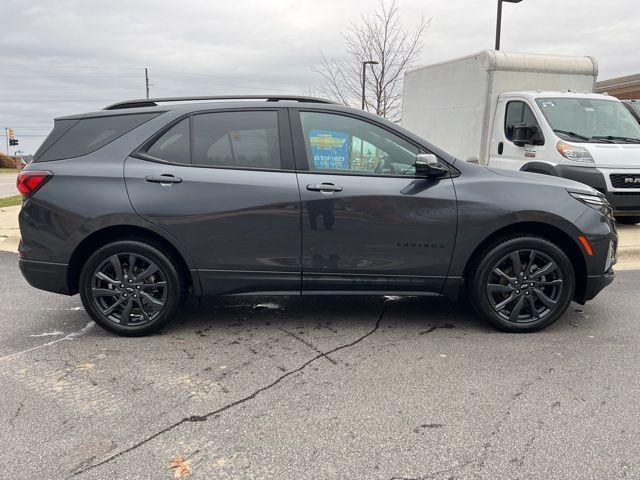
[79,240,184,336]
[469,236,575,332]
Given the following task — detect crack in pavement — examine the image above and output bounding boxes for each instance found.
[276,326,337,365]
[72,298,391,477]
[418,323,455,335]
[9,399,25,428]
[391,366,557,480]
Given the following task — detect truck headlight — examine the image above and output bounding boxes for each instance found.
[569,191,612,216]
[557,141,595,163]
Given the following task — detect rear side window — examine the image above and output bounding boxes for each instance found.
[36,113,159,162]
[146,118,190,164]
[192,111,281,169]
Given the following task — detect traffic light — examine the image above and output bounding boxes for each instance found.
[7,128,18,146]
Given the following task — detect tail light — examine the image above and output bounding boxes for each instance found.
[16,171,53,197]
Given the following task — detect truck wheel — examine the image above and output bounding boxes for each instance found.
[79,240,184,336]
[615,217,640,225]
[469,236,575,332]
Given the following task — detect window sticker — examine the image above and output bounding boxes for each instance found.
[540,100,556,108]
[308,130,351,170]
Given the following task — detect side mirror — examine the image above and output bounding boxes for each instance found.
[415,153,448,177]
[513,123,540,147]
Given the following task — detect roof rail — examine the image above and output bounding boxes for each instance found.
[104,95,336,110]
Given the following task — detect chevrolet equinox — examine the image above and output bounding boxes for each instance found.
[17,95,617,336]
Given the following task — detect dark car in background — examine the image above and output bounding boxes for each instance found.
[17,96,617,336]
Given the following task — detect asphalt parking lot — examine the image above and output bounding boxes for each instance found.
[1,250,640,480]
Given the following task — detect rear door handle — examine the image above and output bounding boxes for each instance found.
[145,175,182,184]
[306,183,343,193]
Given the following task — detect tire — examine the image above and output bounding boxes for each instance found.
[468,236,575,332]
[79,240,184,336]
[615,216,640,225]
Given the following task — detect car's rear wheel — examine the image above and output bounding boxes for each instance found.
[79,240,183,336]
[469,236,575,332]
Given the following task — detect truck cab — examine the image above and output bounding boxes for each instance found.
[489,91,640,222]
[402,50,640,223]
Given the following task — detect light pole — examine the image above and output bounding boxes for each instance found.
[361,60,379,110]
[495,0,523,51]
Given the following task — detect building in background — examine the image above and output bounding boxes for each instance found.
[596,73,640,99]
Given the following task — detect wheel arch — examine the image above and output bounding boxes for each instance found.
[519,162,559,176]
[67,225,199,296]
[463,221,587,303]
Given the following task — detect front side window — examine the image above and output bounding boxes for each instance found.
[299,111,419,176]
[505,101,541,141]
[536,97,640,142]
[192,111,281,169]
[146,118,190,164]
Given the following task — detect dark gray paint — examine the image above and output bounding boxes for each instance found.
[19,100,617,302]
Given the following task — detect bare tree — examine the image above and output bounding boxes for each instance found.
[313,0,430,122]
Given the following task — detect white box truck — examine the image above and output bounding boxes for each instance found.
[402,50,640,223]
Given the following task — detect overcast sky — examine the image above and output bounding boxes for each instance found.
[1,0,637,154]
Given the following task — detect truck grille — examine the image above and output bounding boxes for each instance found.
[610,174,640,188]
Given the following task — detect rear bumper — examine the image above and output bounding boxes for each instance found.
[19,258,71,295]
[577,269,616,304]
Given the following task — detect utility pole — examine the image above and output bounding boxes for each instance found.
[145,67,150,99]
[495,0,523,51]
[4,128,8,155]
[361,60,379,110]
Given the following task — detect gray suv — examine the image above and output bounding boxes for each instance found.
[17,96,617,336]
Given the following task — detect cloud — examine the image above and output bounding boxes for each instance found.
[0,0,636,153]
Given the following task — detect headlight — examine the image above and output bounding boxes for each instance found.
[556,141,594,163]
[569,191,612,215]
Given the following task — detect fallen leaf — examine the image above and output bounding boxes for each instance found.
[215,458,227,467]
[76,363,94,371]
[169,454,192,478]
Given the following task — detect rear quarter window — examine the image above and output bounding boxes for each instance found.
[35,113,160,162]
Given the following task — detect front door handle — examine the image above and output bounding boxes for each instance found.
[146,175,182,184]
[306,183,343,193]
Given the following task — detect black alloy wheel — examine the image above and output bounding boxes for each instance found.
[487,249,563,323]
[470,236,575,332]
[91,253,167,327]
[80,240,183,336]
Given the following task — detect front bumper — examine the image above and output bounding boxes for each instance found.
[556,165,640,216]
[19,258,71,295]
[578,268,616,303]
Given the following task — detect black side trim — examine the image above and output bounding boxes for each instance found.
[197,270,301,296]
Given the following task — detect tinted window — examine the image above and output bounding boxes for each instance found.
[192,111,281,169]
[33,119,78,161]
[146,118,190,163]
[504,101,540,141]
[37,113,159,162]
[299,111,419,176]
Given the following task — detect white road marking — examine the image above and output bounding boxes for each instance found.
[0,321,95,362]
[29,331,63,338]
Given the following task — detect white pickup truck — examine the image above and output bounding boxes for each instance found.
[402,50,640,223]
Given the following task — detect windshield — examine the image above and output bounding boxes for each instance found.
[535,97,640,143]
[627,102,640,119]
